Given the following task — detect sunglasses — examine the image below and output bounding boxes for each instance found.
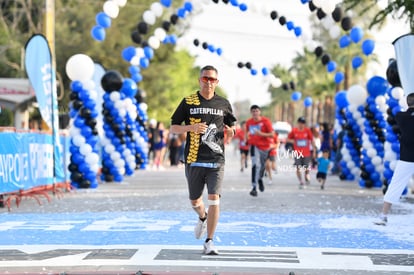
[200,76,219,83]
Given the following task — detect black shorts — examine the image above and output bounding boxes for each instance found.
[294,156,312,168]
[316,171,327,180]
[185,164,224,200]
[240,149,249,156]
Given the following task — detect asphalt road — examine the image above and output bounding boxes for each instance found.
[0,144,413,275]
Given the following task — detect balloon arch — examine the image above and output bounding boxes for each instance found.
[64,0,408,192]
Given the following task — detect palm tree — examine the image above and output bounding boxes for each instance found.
[343,0,414,31]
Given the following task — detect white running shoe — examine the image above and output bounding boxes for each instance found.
[373,216,387,226]
[194,217,207,239]
[203,240,219,255]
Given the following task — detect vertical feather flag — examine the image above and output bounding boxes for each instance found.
[25,34,65,182]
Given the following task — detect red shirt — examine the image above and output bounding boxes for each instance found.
[245,116,273,150]
[269,132,279,157]
[288,127,313,157]
[234,128,249,150]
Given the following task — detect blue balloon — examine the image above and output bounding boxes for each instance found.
[349,26,363,43]
[362,39,375,55]
[239,3,247,11]
[208,44,215,52]
[216,48,223,56]
[334,71,344,84]
[291,91,302,101]
[122,46,136,62]
[96,12,111,28]
[326,61,337,73]
[143,46,154,59]
[70,81,83,92]
[301,0,309,3]
[366,76,388,97]
[131,73,143,83]
[121,78,138,97]
[286,21,294,31]
[177,8,186,18]
[230,0,238,6]
[250,69,257,75]
[294,26,302,37]
[128,66,140,75]
[139,57,149,68]
[335,91,349,109]
[352,56,363,69]
[261,67,269,75]
[91,25,105,41]
[304,96,313,107]
[184,1,193,12]
[339,35,351,48]
[160,0,172,7]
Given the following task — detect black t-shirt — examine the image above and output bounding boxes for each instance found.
[171,92,237,164]
[396,107,414,162]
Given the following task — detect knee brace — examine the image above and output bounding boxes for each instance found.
[208,199,220,206]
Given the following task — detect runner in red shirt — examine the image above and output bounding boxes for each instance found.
[233,121,249,172]
[245,105,274,196]
[287,117,317,188]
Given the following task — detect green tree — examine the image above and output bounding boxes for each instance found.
[0,107,13,126]
[342,0,414,31]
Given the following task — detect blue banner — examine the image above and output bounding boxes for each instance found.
[25,34,64,181]
[0,132,69,193]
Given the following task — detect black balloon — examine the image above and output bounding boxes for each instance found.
[364,179,373,188]
[137,21,148,34]
[131,30,142,44]
[289,81,295,90]
[101,70,123,92]
[341,16,353,31]
[331,7,342,22]
[80,107,92,118]
[222,0,229,3]
[308,1,316,12]
[68,163,78,172]
[70,171,83,182]
[316,8,326,20]
[69,92,79,100]
[270,11,278,20]
[72,99,83,110]
[85,118,97,128]
[278,16,286,25]
[170,14,178,25]
[161,21,171,31]
[386,59,401,87]
[321,54,331,65]
[193,39,200,46]
[282,83,289,90]
[202,42,208,49]
[245,62,252,69]
[314,46,323,57]
[212,0,219,3]
[141,41,149,48]
[237,62,244,68]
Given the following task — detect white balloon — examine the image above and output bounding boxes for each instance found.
[148,36,160,49]
[390,160,397,170]
[103,0,120,18]
[375,95,387,106]
[154,28,167,41]
[143,10,156,25]
[72,134,86,147]
[321,0,337,14]
[104,144,115,154]
[139,102,148,111]
[366,148,377,158]
[80,143,93,155]
[110,91,121,102]
[114,0,127,7]
[130,56,140,66]
[86,153,100,166]
[150,2,163,17]
[347,85,367,106]
[329,25,341,39]
[372,156,382,166]
[65,54,95,82]
[391,87,404,99]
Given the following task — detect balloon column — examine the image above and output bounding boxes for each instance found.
[100,70,129,182]
[66,54,101,189]
[359,76,389,188]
